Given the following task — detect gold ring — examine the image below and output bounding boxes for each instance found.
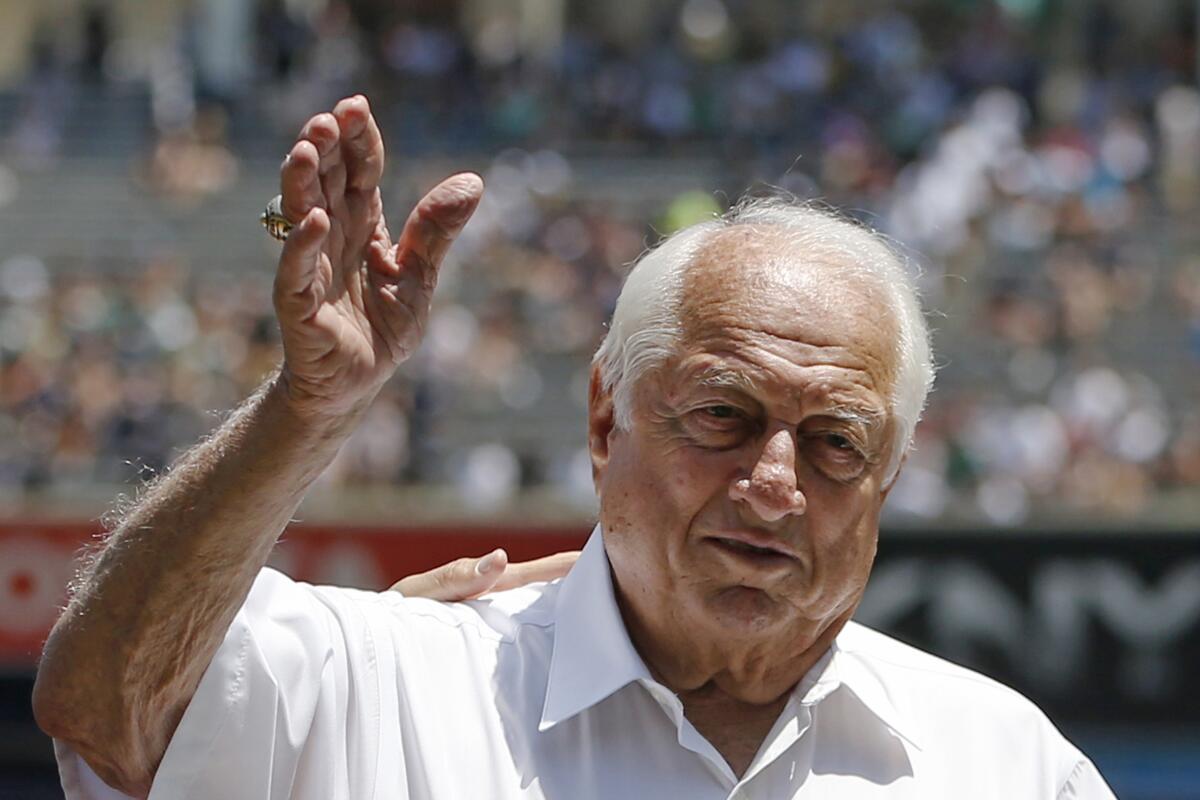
[260,195,293,242]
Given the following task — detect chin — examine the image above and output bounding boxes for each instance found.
[704,585,791,633]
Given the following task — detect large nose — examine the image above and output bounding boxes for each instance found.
[729,427,807,522]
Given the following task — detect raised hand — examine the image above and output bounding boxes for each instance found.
[389,550,582,601]
[273,95,483,419]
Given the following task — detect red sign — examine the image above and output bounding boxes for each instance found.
[0,522,589,668]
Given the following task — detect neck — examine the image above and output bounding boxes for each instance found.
[614,582,852,780]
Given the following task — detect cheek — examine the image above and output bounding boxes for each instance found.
[599,434,728,568]
[805,487,882,589]
[664,447,734,510]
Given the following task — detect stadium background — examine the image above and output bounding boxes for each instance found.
[0,0,1198,796]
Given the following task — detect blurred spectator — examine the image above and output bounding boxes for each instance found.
[142,105,239,206]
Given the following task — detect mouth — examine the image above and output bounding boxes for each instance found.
[705,534,798,569]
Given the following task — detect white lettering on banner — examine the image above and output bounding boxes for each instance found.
[858,558,1200,701]
[0,535,75,637]
[928,561,1025,667]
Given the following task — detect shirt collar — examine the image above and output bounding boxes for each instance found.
[539,526,923,753]
[539,526,653,731]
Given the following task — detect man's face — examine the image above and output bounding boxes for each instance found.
[590,229,901,645]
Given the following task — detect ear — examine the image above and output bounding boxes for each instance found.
[880,451,908,500]
[588,364,617,485]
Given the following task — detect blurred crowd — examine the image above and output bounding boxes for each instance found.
[2,0,1200,525]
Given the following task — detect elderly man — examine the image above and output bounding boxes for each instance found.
[34,96,1115,799]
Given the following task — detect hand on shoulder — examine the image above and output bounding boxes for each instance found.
[390,550,580,601]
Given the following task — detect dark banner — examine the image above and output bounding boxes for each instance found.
[860,532,1200,726]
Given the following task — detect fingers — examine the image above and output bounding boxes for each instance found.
[299,112,347,214]
[300,111,340,160]
[389,549,508,601]
[392,173,484,284]
[280,140,324,222]
[289,100,385,267]
[491,552,581,592]
[334,95,385,193]
[286,97,383,219]
[273,208,330,317]
[385,548,579,601]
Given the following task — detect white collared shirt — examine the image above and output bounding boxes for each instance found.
[57,528,1116,799]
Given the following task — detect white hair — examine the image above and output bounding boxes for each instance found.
[592,196,935,484]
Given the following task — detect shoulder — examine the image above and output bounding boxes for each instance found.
[247,566,558,624]
[836,623,1106,793]
[837,620,1025,696]
[379,578,561,643]
[224,568,564,681]
[837,621,1084,757]
[254,567,563,646]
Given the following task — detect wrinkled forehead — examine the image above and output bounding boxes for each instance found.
[677,225,902,388]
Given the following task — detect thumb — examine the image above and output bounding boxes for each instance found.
[462,548,509,596]
[273,207,330,320]
[389,548,509,601]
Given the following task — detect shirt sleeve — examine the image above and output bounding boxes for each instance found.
[53,738,137,800]
[53,568,396,800]
[1057,757,1119,800]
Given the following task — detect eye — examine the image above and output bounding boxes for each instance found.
[683,404,752,448]
[823,433,855,451]
[802,430,868,481]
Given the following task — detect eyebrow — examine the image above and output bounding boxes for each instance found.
[820,404,888,432]
[690,367,886,424]
[693,366,760,393]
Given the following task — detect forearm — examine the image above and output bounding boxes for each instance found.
[34,370,364,793]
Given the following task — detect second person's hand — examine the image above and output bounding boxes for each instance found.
[389,550,582,601]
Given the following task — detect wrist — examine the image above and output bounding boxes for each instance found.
[267,368,375,441]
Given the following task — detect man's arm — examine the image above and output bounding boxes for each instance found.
[34,374,353,795]
[31,95,483,797]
